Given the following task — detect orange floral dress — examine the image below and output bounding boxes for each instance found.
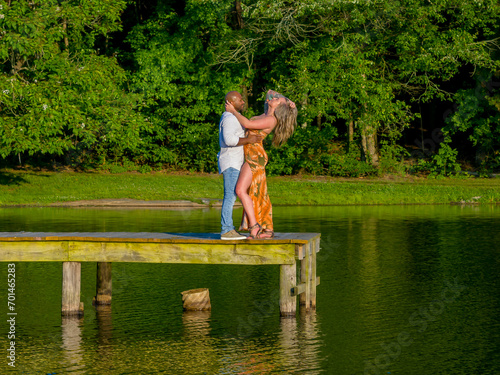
[240,129,273,233]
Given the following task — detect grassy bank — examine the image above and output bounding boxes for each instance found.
[1,170,500,206]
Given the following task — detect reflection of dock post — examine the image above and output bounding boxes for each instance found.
[94,262,112,305]
[96,304,113,347]
[61,315,84,374]
[279,315,300,368]
[182,310,212,337]
[280,261,296,316]
[62,262,83,316]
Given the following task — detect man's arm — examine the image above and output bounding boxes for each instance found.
[222,115,263,146]
[222,116,243,147]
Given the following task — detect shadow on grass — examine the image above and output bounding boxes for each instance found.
[0,172,28,186]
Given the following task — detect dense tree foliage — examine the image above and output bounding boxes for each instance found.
[0,0,149,169]
[1,0,499,175]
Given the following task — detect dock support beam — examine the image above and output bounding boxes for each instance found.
[310,238,319,309]
[299,243,311,309]
[62,262,83,316]
[295,238,320,312]
[95,262,112,305]
[280,262,296,316]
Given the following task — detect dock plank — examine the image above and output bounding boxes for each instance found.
[0,232,319,244]
[0,232,318,265]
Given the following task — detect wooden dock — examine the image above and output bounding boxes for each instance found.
[0,232,320,316]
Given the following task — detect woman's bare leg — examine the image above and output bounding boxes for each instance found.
[236,163,259,237]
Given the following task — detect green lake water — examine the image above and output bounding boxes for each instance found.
[0,205,499,374]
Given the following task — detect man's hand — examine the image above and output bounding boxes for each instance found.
[237,133,264,146]
[247,133,264,144]
[225,101,237,114]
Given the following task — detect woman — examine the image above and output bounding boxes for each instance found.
[225,90,297,239]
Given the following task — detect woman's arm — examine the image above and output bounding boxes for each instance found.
[225,102,276,131]
[250,114,267,120]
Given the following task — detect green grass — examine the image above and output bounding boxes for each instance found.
[1,170,500,206]
[270,176,500,205]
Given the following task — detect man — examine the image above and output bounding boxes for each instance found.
[218,91,263,240]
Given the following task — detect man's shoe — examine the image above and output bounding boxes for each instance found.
[221,230,247,240]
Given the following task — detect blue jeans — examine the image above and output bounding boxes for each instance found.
[221,167,240,234]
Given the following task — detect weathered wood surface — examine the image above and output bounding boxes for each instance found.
[95,262,112,305]
[62,262,83,316]
[310,238,319,309]
[0,232,320,265]
[181,288,211,311]
[280,262,297,316]
[0,232,321,316]
[0,232,319,243]
[299,242,311,308]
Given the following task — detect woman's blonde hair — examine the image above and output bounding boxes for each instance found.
[272,102,298,147]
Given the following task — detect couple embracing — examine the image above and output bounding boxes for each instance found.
[218,89,297,240]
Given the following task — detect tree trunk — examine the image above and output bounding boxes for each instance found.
[235,1,244,29]
[240,84,249,112]
[361,124,379,167]
[348,119,354,151]
[359,73,379,167]
[63,18,69,49]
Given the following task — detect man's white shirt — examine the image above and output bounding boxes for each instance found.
[218,111,245,174]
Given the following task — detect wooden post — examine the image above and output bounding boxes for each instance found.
[280,262,296,316]
[310,239,318,309]
[94,262,112,305]
[299,243,311,309]
[62,262,83,316]
[181,288,211,311]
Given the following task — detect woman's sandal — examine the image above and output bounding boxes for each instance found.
[260,230,275,239]
[248,223,262,239]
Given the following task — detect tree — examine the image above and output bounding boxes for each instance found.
[125,0,248,172]
[0,0,149,167]
[443,69,500,174]
[2,0,498,175]
[212,0,500,172]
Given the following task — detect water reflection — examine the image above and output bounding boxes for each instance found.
[280,312,322,374]
[179,311,219,373]
[0,205,498,374]
[95,304,113,364]
[61,316,84,374]
[182,310,212,337]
